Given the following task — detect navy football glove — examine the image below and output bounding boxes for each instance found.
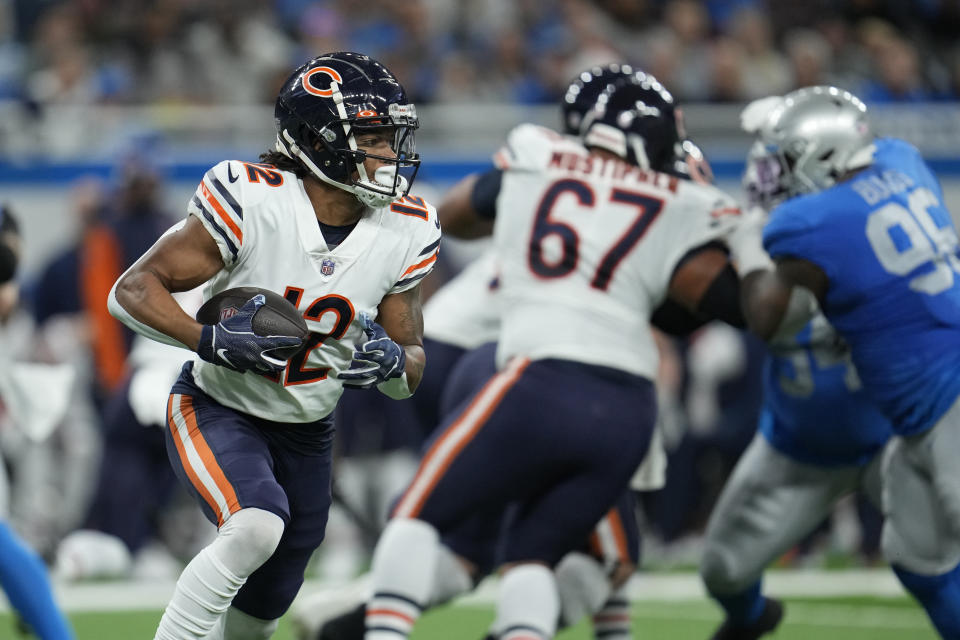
[196,294,303,374]
[337,312,406,389]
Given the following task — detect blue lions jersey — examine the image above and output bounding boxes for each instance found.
[764,138,960,436]
[760,313,892,466]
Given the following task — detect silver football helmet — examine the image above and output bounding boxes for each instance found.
[758,86,875,197]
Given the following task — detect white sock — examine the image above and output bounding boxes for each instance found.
[154,508,285,640]
[555,552,611,628]
[365,518,439,640]
[283,547,472,640]
[220,606,279,640]
[491,564,559,640]
[591,585,631,640]
[429,544,474,606]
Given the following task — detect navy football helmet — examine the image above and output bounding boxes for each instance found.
[580,72,683,175]
[561,63,640,135]
[274,52,420,208]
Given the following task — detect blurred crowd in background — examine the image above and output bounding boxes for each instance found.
[3,0,960,109]
[0,0,919,585]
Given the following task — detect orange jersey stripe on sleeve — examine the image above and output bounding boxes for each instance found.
[201,182,243,242]
[401,251,438,277]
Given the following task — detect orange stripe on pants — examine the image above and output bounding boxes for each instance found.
[167,394,241,526]
[394,358,530,519]
[608,508,631,564]
[588,531,603,559]
[591,507,631,565]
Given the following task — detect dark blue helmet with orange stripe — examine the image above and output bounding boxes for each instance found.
[561,63,641,136]
[580,72,683,175]
[274,52,420,208]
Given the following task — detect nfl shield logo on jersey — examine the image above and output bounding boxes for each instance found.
[321,258,336,276]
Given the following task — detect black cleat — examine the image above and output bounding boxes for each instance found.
[710,598,784,640]
[317,603,366,640]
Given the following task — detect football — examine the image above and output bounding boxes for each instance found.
[196,286,309,359]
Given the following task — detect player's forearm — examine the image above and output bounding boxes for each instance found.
[374,284,427,398]
[437,173,495,239]
[375,343,424,400]
[740,269,790,341]
[741,259,822,342]
[696,264,746,328]
[403,343,426,392]
[111,268,204,351]
[0,281,18,322]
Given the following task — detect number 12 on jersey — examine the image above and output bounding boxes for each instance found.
[529,179,663,290]
[258,287,355,386]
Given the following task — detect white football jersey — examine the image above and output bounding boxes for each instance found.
[492,124,739,379]
[422,249,501,349]
[188,160,441,423]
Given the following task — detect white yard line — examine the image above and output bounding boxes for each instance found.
[457,567,908,605]
[618,601,928,631]
[768,603,928,630]
[21,568,908,614]
[627,567,909,601]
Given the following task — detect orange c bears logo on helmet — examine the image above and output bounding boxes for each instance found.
[302,66,343,97]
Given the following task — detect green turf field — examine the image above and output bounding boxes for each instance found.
[1,596,934,640]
